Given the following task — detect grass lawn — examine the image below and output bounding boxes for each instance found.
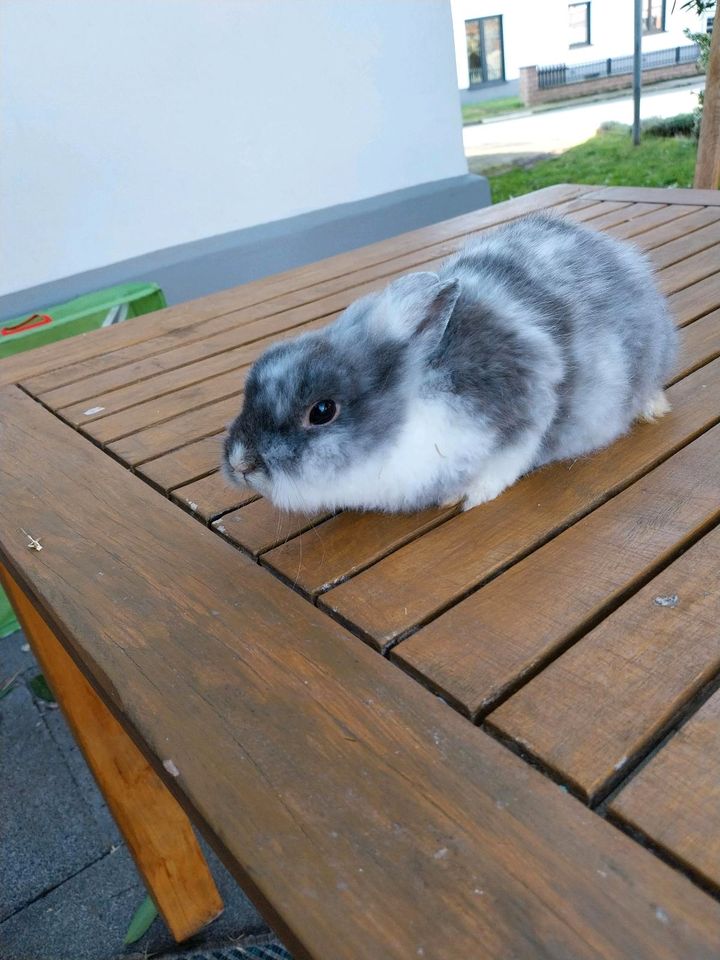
[462,96,525,125]
[485,126,697,204]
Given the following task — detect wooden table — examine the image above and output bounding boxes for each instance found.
[2,184,720,959]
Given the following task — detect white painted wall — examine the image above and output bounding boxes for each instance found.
[451,0,706,88]
[0,0,467,296]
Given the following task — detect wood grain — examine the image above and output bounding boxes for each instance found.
[673,310,720,381]
[649,220,720,271]
[23,301,324,400]
[628,206,720,252]
[137,435,224,491]
[571,202,656,230]
[667,272,720,326]
[607,204,702,241]
[107,395,242,466]
[1,384,719,960]
[563,201,631,223]
[484,525,720,803]
[394,421,720,718]
[610,688,720,892]
[264,506,459,598]
[323,360,720,651]
[83,372,246,445]
[213,500,333,557]
[172,472,256,522]
[658,243,720,296]
[0,562,223,941]
[53,330,291,425]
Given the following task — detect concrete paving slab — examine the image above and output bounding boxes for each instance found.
[42,703,120,847]
[0,840,271,960]
[0,679,117,920]
[1,628,36,680]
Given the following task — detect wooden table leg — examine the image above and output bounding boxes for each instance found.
[0,563,223,942]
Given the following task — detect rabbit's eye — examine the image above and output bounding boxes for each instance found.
[308,399,338,426]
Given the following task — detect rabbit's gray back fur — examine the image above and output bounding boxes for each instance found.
[224,213,676,512]
[433,214,675,465]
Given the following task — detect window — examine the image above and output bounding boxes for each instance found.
[569,3,591,48]
[642,0,665,34]
[465,16,505,86]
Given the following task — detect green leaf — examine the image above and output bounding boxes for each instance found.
[123,894,159,945]
[28,673,55,703]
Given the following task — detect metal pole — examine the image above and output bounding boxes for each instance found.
[632,0,642,145]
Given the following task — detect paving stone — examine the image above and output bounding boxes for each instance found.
[0,680,115,920]
[0,838,270,960]
[42,705,120,847]
[0,628,36,682]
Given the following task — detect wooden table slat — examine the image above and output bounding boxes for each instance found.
[136,435,224,491]
[667,271,720,326]
[484,524,720,803]
[264,505,461,598]
[108,395,242,466]
[672,309,720,381]
[609,686,720,893]
[629,206,720,252]
[172,473,257,522]
[570,202,658,230]
[607,204,703,240]
[659,242,720,296]
[213,500,334,558]
[47,315,329,421]
[648,219,720,271]
[320,360,720,652]
[393,404,720,716]
[83,373,245,446]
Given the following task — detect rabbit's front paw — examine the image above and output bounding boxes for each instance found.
[462,475,510,510]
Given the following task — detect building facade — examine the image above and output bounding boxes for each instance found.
[451,0,707,92]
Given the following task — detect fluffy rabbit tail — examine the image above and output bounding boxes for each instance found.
[640,390,671,423]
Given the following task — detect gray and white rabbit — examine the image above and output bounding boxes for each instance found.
[223,214,677,513]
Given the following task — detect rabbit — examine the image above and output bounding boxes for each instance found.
[223,213,677,514]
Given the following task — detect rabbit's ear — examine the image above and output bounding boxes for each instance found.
[377,273,460,351]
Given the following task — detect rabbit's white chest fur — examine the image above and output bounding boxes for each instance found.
[270,396,494,513]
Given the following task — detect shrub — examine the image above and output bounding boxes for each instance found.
[596,120,630,134]
[642,113,697,138]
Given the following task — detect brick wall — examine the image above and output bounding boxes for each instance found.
[519,61,702,107]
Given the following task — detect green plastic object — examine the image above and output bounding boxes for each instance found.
[0,592,19,639]
[0,282,166,359]
[0,281,166,635]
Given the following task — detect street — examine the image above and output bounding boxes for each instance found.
[464,79,705,170]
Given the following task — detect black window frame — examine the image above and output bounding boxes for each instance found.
[568,2,591,49]
[642,0,666,35]
[465,15,506,88]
